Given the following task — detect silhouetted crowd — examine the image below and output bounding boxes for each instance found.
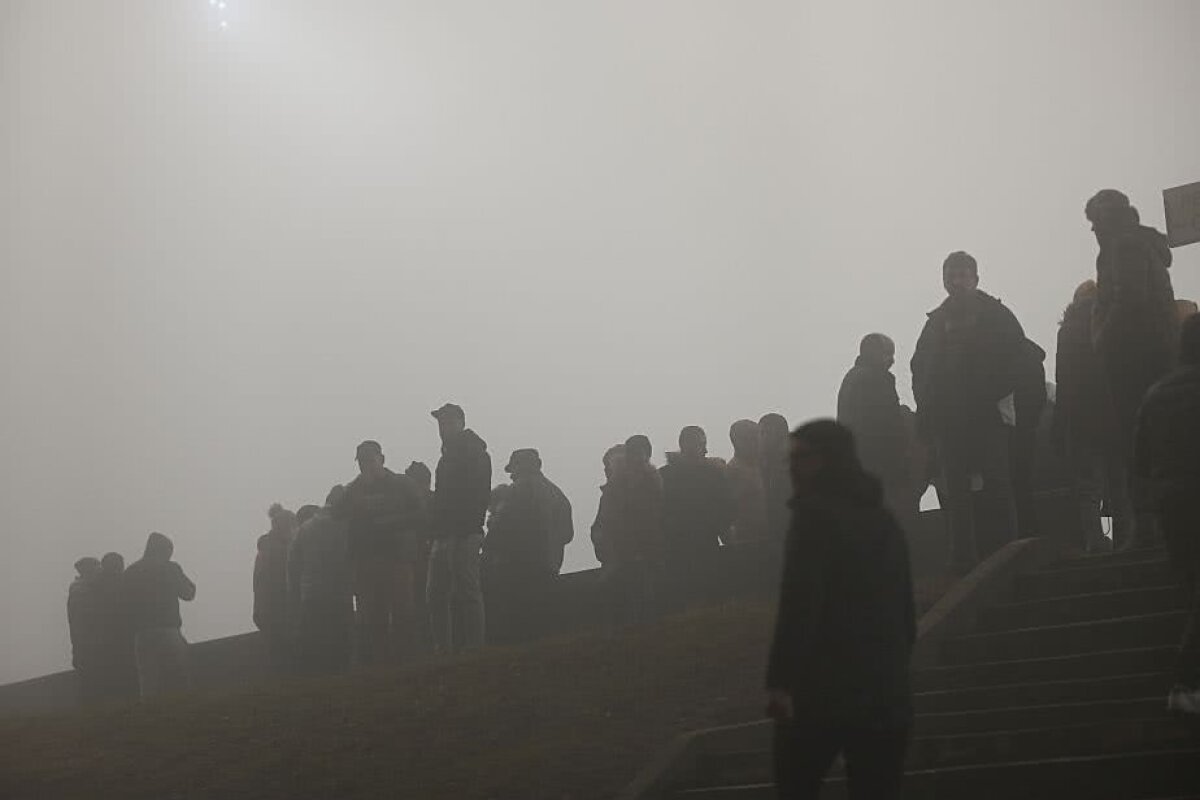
[67,188,1200,752]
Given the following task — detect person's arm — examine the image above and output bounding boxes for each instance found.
[173,563,196,602]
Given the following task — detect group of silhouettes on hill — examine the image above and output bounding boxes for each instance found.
[64,188,1200,800]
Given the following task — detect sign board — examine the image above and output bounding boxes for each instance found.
[1163,181,1200,248]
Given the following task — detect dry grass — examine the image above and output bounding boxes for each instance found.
[0,580,950,800]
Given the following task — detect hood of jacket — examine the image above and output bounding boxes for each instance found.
[663,452,727,468]
[1134,224,1173,270]
[443,428,488,458]
[927,289,1007,319]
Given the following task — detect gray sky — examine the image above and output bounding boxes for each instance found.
[2,0,1198,684]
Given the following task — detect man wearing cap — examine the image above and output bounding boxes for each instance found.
[483,448,573,644]
[344,440,424,665]
[1086,190,1177,549]
[911,251,1026,573]
[428,404,492,653]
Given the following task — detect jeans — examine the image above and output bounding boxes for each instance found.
[135,627,190,699]
[427,533,485,654]
[939,424,1016,571]
[773,715,910,799]
[353,555,417,665]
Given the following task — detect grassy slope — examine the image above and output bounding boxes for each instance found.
[1,582,948,800]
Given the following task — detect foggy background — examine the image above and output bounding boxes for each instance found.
[2,0,1198,684]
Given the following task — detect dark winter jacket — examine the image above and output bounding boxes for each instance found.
[1093,224,1177,364]
[592,461,664,565]
[253,530,290,632]
[1053,296,1116,460]
[123,559,196,634]
[766,475,916,722]
[344,469,424,561]
[659,453,735,556]
[1014,339,1048,433]
[1133,366,1200,510]
[911,291,1026,444]
[837,358,909,486]
[68,575,103,670]
[288,511,351,614]
[485,473,573,574]
[433,430,492,539]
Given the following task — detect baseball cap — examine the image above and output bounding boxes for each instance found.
[431,403,465,421]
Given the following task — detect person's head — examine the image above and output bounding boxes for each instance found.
[431,403,466,441]
[74,557,101,579]
[1177,299,1199,326]
[729,419,761,459]
[678,426,707,460]
[1085,189,1138,243]
[602,444,626,481]
[405,461,432,491]
[505,448,543,480]
[624,435,652,466]
[143,532,174,563]
[296,505,321,526]
[267,502,294,535]
[789,419,862,497]
[355,440,386,480]
[858,333,896,370]
[1180,313,1200,367]
[325,484,346,509]
[942,251,979,300]
[100,552,124,575]
[758,412,787,450]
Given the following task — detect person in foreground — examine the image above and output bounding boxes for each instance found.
[766,420,916,799]
[1132,313,1200,713]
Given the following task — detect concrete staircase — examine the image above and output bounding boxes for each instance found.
[650,547,1200,799]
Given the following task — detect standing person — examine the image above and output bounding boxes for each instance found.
[253,503,294,673]
[345,440,423,666]
[1052,280,1121,553]
[590,444,626,566]
[911,251,1025,572]
[483,449,573,644]
[288,485,354,676]
[596,435,664,625]
[1086,190,1178,549]
[428,403,491,654]
[837,334,915,530]
[759,413,793,543]
[95,552,138,701]
[1133,314,1200,712]
[659,426,734,608]
[123,533,196,699]
[405,461,435,654]
[726,419,769,544]
[1011,339,1049,538]
[67,557,104,703]
[767,420,916,799]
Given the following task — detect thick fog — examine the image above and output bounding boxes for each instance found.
[2,0,1198,684]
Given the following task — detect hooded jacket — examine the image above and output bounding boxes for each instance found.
[911,290,1026,444]
[593,460,664,565]
[433,429,492,539]
[659,453,734,555]
[1093,223,1176,362]
[766,473,916,721]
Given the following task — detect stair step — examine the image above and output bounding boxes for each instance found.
[1015,560,1175,601]
[684,716,1196,788]
[914,647,1178,693]
[914,672,1171,713]
[979,586,1188,632]
[942,612,1186,665]
[915,696,1165,736]
[1051,549,1168,571]
[675,748,1200,799]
